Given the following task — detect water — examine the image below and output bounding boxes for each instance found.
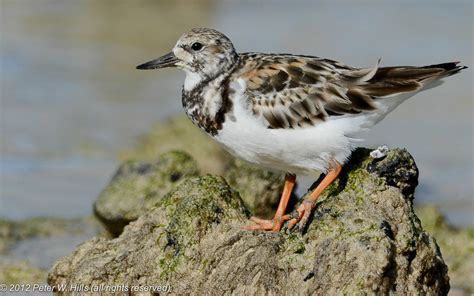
[1,0,473,230]
[1,0,211,218]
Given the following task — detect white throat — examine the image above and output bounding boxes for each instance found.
[184,71,203,92]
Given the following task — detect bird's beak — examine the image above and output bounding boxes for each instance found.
[136,52,178,70]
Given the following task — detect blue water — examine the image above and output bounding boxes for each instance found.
[1,0,473,226]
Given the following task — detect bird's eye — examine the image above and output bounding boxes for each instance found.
[191,42,203,51]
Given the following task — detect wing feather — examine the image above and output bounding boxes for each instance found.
[234,53,465,129]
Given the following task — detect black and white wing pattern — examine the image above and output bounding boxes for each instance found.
[234,53,463,129]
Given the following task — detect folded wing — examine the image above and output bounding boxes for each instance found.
[237,53,465,129]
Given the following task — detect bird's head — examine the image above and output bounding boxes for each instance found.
[137,28,238,87]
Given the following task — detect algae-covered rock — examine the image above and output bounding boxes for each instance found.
[0,259,45,284]
[49,148,450,295]
[121,116,230,174]
[223,159,293,218]
[49,176,249,290]
[0,216,101,287]
[0,216,98,254]
[416,205,474,294]
[283,148,447,294]
[94,150,199,236]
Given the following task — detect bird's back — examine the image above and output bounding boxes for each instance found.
[232,53,466,130]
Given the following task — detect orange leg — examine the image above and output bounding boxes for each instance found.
[286,160,342,230]
[242,173,296,232]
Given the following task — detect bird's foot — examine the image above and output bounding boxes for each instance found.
[242,200,314,232]
[285,200,314,231]
[242,216,289,232]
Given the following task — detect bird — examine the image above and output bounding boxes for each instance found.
[136,28,466,232]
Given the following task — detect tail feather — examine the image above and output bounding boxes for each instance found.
[360,61,467,98]
[422,62,468,77]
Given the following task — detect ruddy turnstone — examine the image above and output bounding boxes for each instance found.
[137,28,466,232]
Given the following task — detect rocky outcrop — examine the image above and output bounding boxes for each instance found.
[0,216,101,285]
[48,148,450,295]
[0,217,99,254]
[94,152,287,237]
[93,151,199,236]
[0,259,45,285]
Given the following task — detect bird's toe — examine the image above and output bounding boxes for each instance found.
[287,200,314,231]
[242,216,288,232]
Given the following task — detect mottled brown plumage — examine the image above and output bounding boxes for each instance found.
[233,54,465,129]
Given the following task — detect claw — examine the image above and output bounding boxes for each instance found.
[286,200,314,230]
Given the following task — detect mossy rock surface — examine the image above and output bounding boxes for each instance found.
[93,150,199,236]
[0,216,101,286]
[50,176,249,289]
[49,148,450,295]
[0,259,45,284]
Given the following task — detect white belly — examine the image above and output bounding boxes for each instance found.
[214,91,372,175]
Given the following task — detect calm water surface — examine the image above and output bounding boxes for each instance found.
[1,0,473,227]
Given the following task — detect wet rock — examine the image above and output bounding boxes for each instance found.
[93,151,199,236]
[49,148,450,295]
[120,116,231,174]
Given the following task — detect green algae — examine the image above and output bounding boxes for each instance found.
[0,216,99,254]
[48,148,453,294]
[0,260,45,285]
[154,175,249,279]
[94,150,200,236]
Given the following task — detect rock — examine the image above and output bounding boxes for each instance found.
[49,176,249,291]
[48,148,450,295]
[367,147,419,198]
[0,217,100,254]
[0,216,101,286]
[120,116,231,174]
[223,159,293,218]
[416,205,474,295]
[93,151,199,236]
[0,259,45,284]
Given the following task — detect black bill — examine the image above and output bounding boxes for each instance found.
[136,52,178,70]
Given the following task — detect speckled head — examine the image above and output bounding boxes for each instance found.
[137,28,238,83]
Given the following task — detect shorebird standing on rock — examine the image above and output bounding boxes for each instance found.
[137,28,466,232]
